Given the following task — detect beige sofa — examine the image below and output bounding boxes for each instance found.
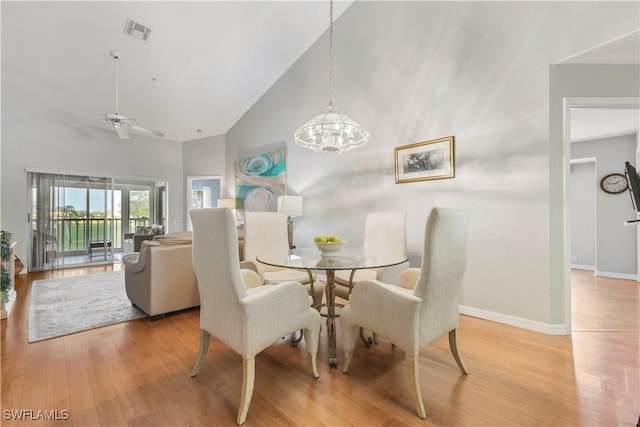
[122,232,199,318]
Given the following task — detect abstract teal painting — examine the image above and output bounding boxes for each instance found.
[234,147,287,212]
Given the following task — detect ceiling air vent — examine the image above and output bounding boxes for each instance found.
[123,18,151,41]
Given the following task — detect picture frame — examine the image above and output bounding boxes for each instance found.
[395,136,455,184]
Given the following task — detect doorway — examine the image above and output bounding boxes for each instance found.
[186,176,221,230]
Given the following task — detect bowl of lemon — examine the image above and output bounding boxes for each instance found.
[314,235,346,256]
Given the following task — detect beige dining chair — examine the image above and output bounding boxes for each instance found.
[243,211,323,306]
[334,211,409,300]
[340,207,471,419]
[189,208,321,425]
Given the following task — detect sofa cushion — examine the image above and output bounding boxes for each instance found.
[150,224,164,235]
[135,226,152,235]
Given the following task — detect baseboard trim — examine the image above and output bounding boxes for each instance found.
[459,305,569,335]
[571,264,595,271]
[594,271,638,281]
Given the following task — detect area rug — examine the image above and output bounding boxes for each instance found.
[28,271,146,342]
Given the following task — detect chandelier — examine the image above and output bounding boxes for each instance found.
[294,0,369,154]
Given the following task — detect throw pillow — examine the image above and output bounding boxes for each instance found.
[135,226,152,235]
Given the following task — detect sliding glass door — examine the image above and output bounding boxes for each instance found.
[28,172,168,271]
[29,173,115,271]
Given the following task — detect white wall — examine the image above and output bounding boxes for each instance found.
[571,134,637,278]
[570,161,596,269]
[1,122,185,264]
[183,135,226,179]
[183,134,226,228]
[227,1,639,331]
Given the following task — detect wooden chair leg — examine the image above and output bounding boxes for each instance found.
[190,329,210,377]
[405,353,426,419]
[237,357,255,425]
[342,350,353,374]
[308,353,319,378]
[448,328,469,374]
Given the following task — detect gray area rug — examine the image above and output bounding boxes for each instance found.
[28,271,146,342]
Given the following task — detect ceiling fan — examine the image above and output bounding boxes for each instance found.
[71,51,164,140]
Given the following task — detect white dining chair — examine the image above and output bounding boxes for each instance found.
[341,207,471,419]
[243,211,323,306]
[334,211,409,300]
[189,208,321,425]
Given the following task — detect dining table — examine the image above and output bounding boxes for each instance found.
[256,247,408,367]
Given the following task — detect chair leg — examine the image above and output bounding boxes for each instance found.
[342,350,353,374]
[190,329,210,377]
[405,353,426,419]
[359,327,374,348]
[237,357,256,425]
[290,329,303,347]
[448,328,469,374]
[308,353,319,378]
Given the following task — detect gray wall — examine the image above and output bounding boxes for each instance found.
[226,1,639,330]
[570,161,596,269]
[571,134,637,277]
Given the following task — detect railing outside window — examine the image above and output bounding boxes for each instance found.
[52,217,150,253]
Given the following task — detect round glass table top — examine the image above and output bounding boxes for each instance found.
[256,247,408,271]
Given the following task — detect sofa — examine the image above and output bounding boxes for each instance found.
[127,224,165,252]
[122,231,199,318]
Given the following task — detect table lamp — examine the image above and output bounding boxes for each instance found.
[277,195,303,249]
[217,198,237,221]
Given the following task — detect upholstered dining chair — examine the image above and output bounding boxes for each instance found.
[243,211,323,306]
[340,207,471,419]
[189,208,321,425]
[334,211,410,300]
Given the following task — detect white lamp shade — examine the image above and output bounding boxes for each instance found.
[277,195,303,217]
[217,198,236,209]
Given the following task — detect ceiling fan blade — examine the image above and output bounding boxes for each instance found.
[114,125,130,139]
[69,122,101,127]
[71,53,164,140]
[71,112,106,121]
[130,124,164,138]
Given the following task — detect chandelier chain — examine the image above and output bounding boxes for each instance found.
[328,0,334,110]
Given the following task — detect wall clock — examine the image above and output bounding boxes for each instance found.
[600,173,628,194]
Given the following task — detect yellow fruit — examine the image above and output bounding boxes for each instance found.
[315,235,343,243]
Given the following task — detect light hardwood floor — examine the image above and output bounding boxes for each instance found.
[1,266,638,426]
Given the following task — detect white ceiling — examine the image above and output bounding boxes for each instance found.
[1,3,638,144]
[1,1,351,142]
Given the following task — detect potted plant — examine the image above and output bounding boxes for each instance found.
[1,231,13,303]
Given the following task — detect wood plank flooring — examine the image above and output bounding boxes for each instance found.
[1,266,638,426]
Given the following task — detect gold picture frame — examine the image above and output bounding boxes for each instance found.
[395,136,455,184]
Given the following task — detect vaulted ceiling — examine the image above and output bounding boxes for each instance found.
[2,1,351,142]
[2,3,637,144]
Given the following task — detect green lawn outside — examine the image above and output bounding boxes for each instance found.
[55,219,123,252]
